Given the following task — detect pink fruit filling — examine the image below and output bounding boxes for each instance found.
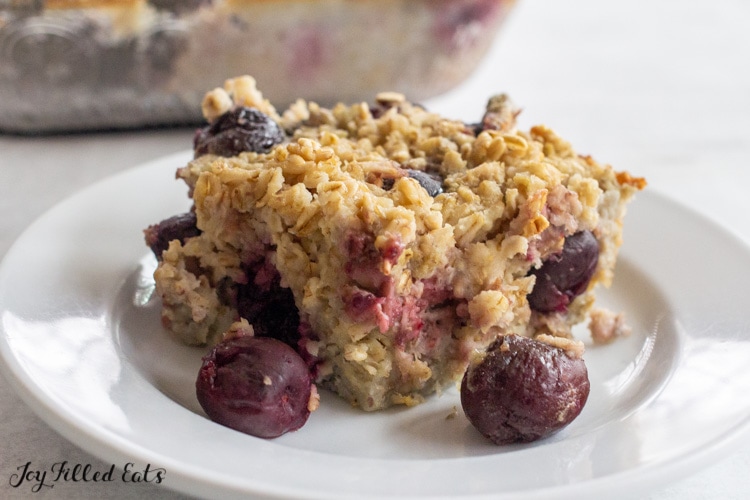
[341,231,463,362]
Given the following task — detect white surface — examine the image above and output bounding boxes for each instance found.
[1,0,749,498]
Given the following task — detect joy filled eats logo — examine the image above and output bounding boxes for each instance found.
[8,461,166,493]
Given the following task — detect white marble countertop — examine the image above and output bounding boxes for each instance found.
[1,0,749,498]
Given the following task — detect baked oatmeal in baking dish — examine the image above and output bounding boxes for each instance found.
[145,76,645,411]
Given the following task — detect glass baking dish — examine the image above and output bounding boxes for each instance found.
[0,0,516,133]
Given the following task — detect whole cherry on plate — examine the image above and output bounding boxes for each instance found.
[196,321,318,438]
[460,334,590,445]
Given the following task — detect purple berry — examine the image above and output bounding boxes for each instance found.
[460,334,590,445]
[143,212,200,258]
[193,107,285,157]
[235,259,301,348]
[527,230,599,313]
[196,336,313,438]
[407,169,444,196]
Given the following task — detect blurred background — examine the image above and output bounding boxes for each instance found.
[1,0,749,498]
[0,0,518,133]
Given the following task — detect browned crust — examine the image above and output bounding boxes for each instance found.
[616,171,647,190]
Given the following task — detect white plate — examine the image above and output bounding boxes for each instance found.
[2,151,750,500]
